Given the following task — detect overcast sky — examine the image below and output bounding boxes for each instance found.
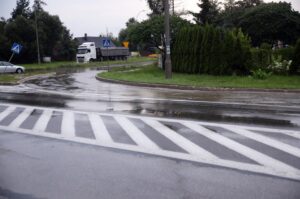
[1,0,299,38]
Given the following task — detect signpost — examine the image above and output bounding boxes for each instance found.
[103,38,111,71]
[9,42,23,62]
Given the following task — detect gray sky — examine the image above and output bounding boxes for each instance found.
[1,0,299,38]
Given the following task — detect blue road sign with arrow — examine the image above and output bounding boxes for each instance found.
[11,42,23,54]
[103,39,111,48]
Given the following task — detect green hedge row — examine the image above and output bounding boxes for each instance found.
[171,25,252,75]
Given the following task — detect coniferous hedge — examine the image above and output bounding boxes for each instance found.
[291,39,300,74]
[171,25,252,75]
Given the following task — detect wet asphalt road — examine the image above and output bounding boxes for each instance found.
[0,65,300,199]
[1,130,300,199]
[0,67,300,129]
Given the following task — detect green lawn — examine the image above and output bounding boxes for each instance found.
[98,65,300,89]
[0,57,155,84]
[23,57,155,71]
[0,74,19,84]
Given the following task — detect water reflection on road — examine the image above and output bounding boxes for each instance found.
[1,67,300,129]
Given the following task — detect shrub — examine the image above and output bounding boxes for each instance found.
[251,69,272,80]
[172,25,252,75]
[268,55,292,75]
[291,39,300,74]
[250,48,272,70]
[273,47,295,61]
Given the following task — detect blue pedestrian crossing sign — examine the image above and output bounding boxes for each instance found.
[103,39,111,48]
[11,42,23,54]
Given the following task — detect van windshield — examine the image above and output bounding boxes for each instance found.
[77,49,88,54]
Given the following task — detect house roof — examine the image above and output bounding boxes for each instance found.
[75,36,116,48]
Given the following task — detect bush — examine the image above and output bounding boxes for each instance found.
[250,48,272,70]
[273,47,295,61]
[172,25,252,75]
[291,39,300,74]
[268,55,292,75]
[251,69,272,80]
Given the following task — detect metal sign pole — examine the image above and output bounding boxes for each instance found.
[107,46,110,72]
[8,52,15,62]
[106,28,110,72]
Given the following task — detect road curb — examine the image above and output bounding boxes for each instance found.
[95,75,300,93]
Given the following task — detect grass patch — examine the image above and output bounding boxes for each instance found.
[23,57,155,71]
[0,71,50,84]
[98,65,300,89]
[0,74,19,84]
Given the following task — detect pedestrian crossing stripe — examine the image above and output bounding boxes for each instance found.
[0,103,300,181]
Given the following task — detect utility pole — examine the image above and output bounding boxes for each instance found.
[170,0,175,15]
[164,0,172,79]
[34,4,41,64]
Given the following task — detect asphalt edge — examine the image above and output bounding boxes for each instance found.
[0,73,56,86]
[95,75,300,93]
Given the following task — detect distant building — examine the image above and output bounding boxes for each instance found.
[74,33,116,48]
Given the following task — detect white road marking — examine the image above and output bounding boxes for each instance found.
[61,111,75,138]
[33,109,53,133]
[115,116,160,150]
[0,103,300,180]
[142,118,218,160]
[241,126,300,140]
[182,122,298,172]
[88,113,113,143]
[0,106,15,121]
[225,126,300,158]
[9,107,33,128]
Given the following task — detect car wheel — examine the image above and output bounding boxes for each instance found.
[16,68,23,74]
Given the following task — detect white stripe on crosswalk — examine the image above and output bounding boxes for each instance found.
[242,126,300,140]
[33,109,53,133]
[114,116,160,150]
[225,126,300,159]
[9,107,33,128]
[182,122,298,172]
[61,111,75,137]
[0,106,15,122]
[88,114,113,143]
[142,118,218,160]
[0,103,300,180]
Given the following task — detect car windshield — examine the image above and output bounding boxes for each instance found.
[77,49,88,54]
[2,62,13,66]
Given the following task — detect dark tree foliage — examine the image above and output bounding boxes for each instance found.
[33,0,47,12]
[127,15,191,53]
[123,15,191,68]
[118,18,139,51]
[147,0,164,16]
[190,0,219,25]
[235,0,263,9]
[0,0,76,63]
[216,0,264,28]
[291,39,300,74]
[11,0,31,19]
[216,1,300,46]
[238,2,300,46]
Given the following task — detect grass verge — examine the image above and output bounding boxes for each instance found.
[98,65,300,90]
[0,57,155,84]
[23,57,155,71]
